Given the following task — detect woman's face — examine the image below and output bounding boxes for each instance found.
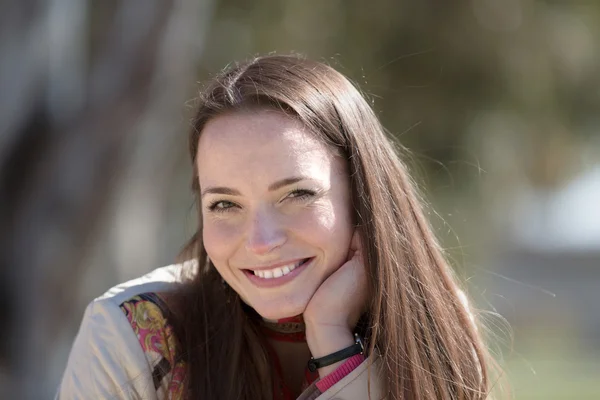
[196,109,354,320]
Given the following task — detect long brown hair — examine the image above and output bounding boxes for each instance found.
[167,54,499,399]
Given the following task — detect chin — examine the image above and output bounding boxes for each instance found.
[253,299,308,321]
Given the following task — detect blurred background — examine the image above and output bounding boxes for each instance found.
[1,0,599,398]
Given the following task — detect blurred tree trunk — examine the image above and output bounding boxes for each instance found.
[0,0,213,398]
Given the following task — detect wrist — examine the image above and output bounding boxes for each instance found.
[305,323,354,377]
[305,323,354,357]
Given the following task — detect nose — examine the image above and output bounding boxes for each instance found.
[245,208,286,255]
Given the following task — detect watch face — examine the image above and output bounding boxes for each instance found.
[354,333,364,353]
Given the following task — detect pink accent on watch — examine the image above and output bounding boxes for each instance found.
[315,354,365,392]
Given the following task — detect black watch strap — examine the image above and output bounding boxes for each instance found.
[307,333,364,372]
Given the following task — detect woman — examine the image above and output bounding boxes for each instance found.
[58,55,497,400]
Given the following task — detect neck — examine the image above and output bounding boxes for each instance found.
[261,315,306,342]
[268,338,312,397]
[259,314,311,396]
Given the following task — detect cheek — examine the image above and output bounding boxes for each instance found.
[202,218,241,263]
[296,205,335,235]
[296,203,353,259]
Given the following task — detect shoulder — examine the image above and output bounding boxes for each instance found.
[79,259,195,354]
[99,261,196,394]
[80,260,197,346]
[57,261,196,399]
[95,260,197,307]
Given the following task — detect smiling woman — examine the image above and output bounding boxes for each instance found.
[56,55,502,400]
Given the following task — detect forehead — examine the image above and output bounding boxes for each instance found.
[196,110,341,186]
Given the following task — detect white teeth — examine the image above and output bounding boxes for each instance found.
[251,259,307,279]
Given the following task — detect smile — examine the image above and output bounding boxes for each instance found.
[251,259,307,279]
[243,258,313,288]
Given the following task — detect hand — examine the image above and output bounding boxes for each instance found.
[303,230,369,374]
[304,229,368,329]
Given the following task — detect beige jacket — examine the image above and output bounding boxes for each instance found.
[56,263,384,400]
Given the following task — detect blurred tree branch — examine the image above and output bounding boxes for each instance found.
[0,0,213,398]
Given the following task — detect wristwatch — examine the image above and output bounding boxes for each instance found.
[307,333,364,372]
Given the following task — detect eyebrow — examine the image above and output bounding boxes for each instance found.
[200,176,309,198]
